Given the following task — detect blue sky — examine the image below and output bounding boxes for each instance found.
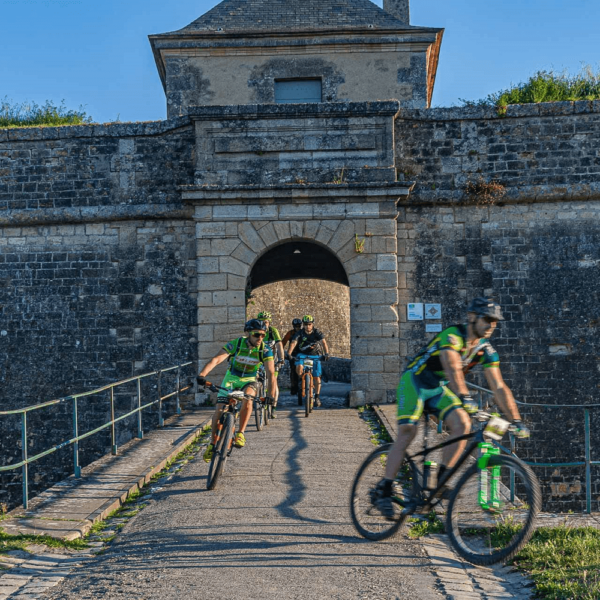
[1,0,598,123]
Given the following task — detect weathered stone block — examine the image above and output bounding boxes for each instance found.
[365,219,396,236]
[196,222,226,239]
[197,306,228,324]
[238,222,265,250]
[350,288,398,304]
[303,220,321,240]
[370,304,399,322]
[211,238,240,256]
[231,243,257,265]
[377,254,397,271]
[198,274,228,291]
[257,222,278,247]
[352,356,384,372]
[367,271,398,287]
[213,290,245,306]
[351,322,382,337]
[219,256,248,277]
[248,205,277,220]
[197,257,220,274]
[273,220,291,241]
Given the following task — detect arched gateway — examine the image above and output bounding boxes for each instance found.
[184,101,412,405]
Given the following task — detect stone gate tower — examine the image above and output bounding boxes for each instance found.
[149,0,443,403]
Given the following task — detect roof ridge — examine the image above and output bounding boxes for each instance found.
[170,0,416,35]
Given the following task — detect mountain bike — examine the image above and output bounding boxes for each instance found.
[204,381,259,490]
[298,355,322,417]
[350,411,541,566]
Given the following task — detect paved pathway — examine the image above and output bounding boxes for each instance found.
[42,390,444,600]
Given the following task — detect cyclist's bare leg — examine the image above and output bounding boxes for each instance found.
[441,408,471,468]
[237,389,256,434]
[384,423,417,480]
[211,404,226,444]
[313,376,321,396]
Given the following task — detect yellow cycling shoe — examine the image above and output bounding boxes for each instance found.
[203,443,214,463]
[234,432,246,448]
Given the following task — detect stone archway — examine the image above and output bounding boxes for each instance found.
[188,190,405,405]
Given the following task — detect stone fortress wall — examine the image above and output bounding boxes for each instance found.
[1,100,600,510]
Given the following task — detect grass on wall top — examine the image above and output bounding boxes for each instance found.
[462,65,600,107]
[0,97,93,128]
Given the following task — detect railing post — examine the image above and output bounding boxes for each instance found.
[137,378,143,439]
[176,366,181,415]
[158,370,164,427]
[110,387,117,455]
[585,408,591,514]
[21,412,28,510]
[73,397,81,478]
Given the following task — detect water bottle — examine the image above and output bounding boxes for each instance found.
[423,460,438,490]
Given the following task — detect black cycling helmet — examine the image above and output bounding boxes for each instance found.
[467,297,504,321]
[244,318,267,332]
[292,318,302,327]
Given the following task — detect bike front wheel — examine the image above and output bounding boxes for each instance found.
[207,413,235,490]
[303,373,311,417]
[350,444,418,541]
[254,384,264,431]
[446,453,541,566]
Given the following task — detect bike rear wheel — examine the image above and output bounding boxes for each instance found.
[446,453,541,565]
[350,444,418,540]
[207,413,235,490]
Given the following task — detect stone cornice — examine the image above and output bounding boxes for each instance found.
[181,181,413,203]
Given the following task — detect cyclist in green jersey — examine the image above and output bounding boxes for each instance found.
[198,319,276,462]
[376,298,530,518]
[257,311,285,418]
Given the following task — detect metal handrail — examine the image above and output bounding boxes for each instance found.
[467,382,600,514]
[1,361,194,509]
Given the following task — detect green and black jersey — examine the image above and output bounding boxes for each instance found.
[406,324,499,388]
[223,336,274,378]
[264,326,282,351]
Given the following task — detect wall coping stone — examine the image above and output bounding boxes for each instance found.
[398,99,600,121]
[189,100,401,120]
[1,116,193,142]
[0,204,191,227]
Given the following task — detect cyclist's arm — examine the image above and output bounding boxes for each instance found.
[483,367,521,421]
[440,349,470,397]
[275,340,284,362]
[264,358,277,397]
[321,339,329,354]
[288,339,298,355]
[199,349,230,377]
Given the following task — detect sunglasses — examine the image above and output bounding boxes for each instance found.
[251,332,266,338]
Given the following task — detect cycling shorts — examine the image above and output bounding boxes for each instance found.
[296,354,322,378]
[396,370,463,425]
[217,371,257,401]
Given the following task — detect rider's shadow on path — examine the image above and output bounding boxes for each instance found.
[272,410,330,525]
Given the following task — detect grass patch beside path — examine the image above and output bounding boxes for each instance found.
[511,525,600,600]
[0,531,88,555]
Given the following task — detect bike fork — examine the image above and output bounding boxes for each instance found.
[477,442,501,511]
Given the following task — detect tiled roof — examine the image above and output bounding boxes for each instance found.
[172,0,415,34]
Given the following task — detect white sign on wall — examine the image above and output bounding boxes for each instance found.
[426,324,443,333]
[425,303,442,319]
[407,303,424,321]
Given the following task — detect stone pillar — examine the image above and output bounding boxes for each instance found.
[383,0,410,25]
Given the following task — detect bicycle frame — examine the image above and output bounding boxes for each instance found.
[404,417,506,513]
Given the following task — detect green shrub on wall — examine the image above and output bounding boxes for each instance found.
[462,65,600,107]
[0,97,93,128]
